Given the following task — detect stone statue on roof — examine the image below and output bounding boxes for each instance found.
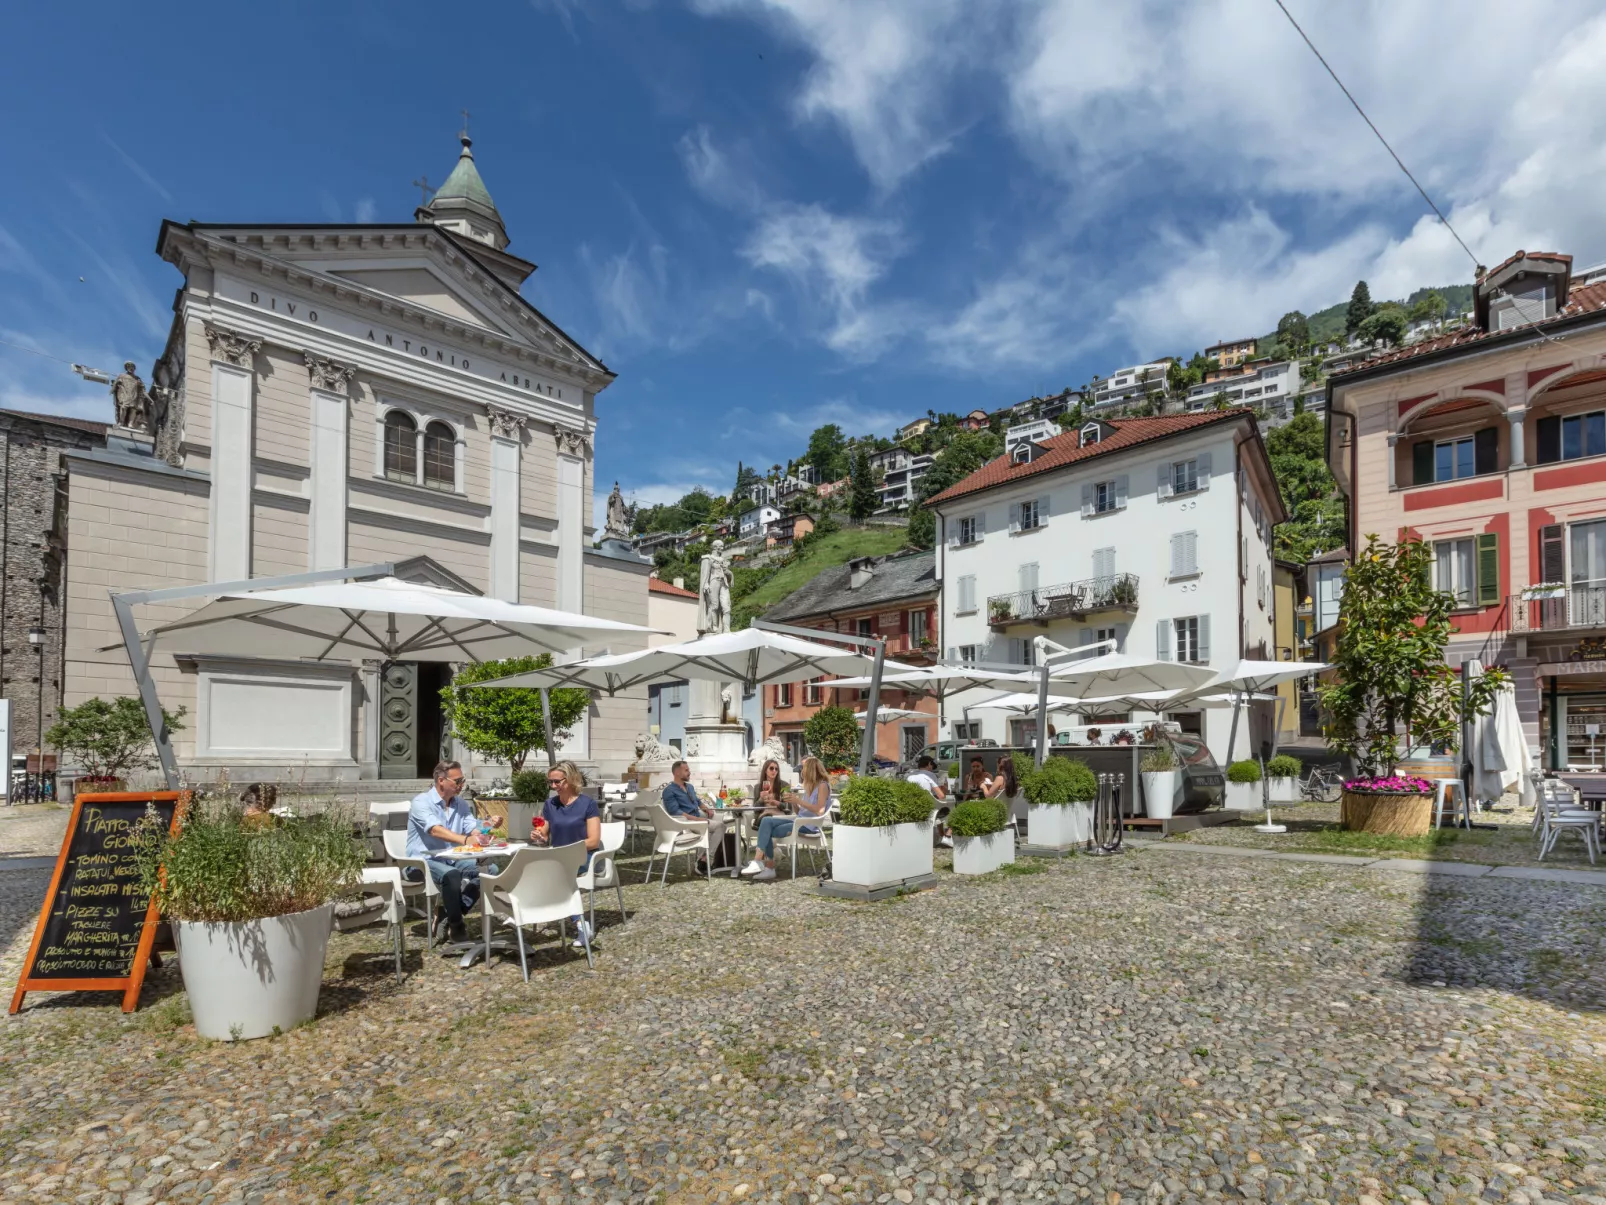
[110,362,152,433]
[604,481,630,540]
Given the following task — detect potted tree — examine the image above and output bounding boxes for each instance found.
[948,799,1014,874]
[832,776,936,891]
[1265,754,1302,803]
[1019,757,1097,849]
[47,696,186,796]
[134,799,363,1041]
[1319,535,1504,836]
[1225,759,1262,810]
[1139,747,1178,821]
[804,705,861,778]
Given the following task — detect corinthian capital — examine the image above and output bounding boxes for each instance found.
[203,323,262,368]
[487,404,528,441]
[552,423,590,457]
[304,351,357,395]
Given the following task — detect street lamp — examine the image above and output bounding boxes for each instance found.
[27,626,44,753]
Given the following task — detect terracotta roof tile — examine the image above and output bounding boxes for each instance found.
[0,407,110,436]
[1344,279,1606,375]
[926,409,1248,507]
[648,577,698,599]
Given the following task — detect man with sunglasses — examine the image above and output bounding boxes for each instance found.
[405,760,504,944]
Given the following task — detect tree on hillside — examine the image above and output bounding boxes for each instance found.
[1357,309,1408,348]
[1345,281,1374,337]
[1266,412,1346,563]
[1276,310,1310,352]
[848,448,878,520]
[732,461,760,502]
[906,430,1004,549]
[1409,290,1446,325]
[805,424,850,483]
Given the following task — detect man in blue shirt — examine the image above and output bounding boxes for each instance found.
[660,759,722,876]
[406,760,503,943]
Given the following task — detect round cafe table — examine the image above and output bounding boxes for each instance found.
[429,842,526,968]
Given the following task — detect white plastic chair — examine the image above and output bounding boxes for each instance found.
[578,820,629,931]
[382,828,442,951]
[614,785,663,853]
[773,807,832,878]
[1538,793,1600,864]
[361,867,407,982]
[478,844,595,979]
[643,805,712,884]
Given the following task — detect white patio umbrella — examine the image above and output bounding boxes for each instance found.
[1023,649,1220,765]
[854,707,928,723]
[1170,658,1330,763]
[1474,681,1535,809]
[110,564,666,789]
[832,665,1039,700]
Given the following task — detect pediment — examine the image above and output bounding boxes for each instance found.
[326,266,487,327]
[377,555,481,594]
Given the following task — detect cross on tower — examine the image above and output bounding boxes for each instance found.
[459,108,471,139]
[411,175,432,204]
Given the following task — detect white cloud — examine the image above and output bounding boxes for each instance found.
[99,132,172,203]
[354,198,377,224]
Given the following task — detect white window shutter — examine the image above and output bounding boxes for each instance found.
[1020,562,1039,594]
[1093,547,1114,580]
[1038,494,1051,521]
[1115,474,1129,509]
[1157,462,1173,499]
[1198,614,1211,663]
[1079,628,1094,646]
[1156,619,1171,661]
[1170,534,1184,578]
[1009,504,1021,534]
[1185,531,1197,575]
[946,646,956,662]
[1198,452,1212,491]
[1081,484,1093,518]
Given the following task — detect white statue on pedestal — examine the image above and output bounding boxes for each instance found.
[698,540,732,636]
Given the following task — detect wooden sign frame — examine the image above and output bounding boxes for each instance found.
[9,790,185,1015]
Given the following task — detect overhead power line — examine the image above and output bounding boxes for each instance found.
[1272,0,1480,271]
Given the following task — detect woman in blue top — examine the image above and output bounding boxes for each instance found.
[531,760,601,948]
[741,756,830,881]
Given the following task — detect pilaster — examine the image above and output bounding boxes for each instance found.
[305,352,354,571]
[553,424,589,613]
[488,405,526,603]
[204,323,261,581]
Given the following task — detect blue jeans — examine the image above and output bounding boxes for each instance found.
[412,857,499,928]
[756,815,793,858]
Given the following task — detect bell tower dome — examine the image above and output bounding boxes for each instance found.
[414,134,509,251]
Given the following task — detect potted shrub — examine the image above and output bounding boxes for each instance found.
[946,761,960,792]
[1319,535,1504,834]
[804,705,862,771]
[47,695,186,796]
[832,776,936,890]
[947,799,1014,875]
[1019,757,1097,848]
[134,799,363,1041]
[1225,759,1262,810]
[1139,747,1178,821]
[1265,754,1302,803]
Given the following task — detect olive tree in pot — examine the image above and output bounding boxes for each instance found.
[1019,757,1097,849]
[948,799,1014,875]
[134,800,363,1041]
[1139,747,1178,821]
[1224,759,1262,810]
[1265,754,1303,803]
[47,695,186,796]
[832,777,936,890]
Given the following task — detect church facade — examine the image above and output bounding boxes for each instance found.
[61,136,651,785]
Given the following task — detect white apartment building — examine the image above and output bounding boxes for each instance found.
[1091,360,1172,409]
[929,410,1285,761]
[738,503,780,539]
[1186,359,1298,411]
[1004,418,1057,463]
[870,446,934,509]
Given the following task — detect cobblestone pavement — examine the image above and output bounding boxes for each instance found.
[3,834,1605,1205]
[0,802,72,859]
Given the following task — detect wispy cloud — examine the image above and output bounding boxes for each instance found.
[99,131,172,203]
[65,233,169,341]
[354,198,377,224]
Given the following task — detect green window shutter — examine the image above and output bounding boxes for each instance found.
[1476,532,1500,607]
[1411,440,1434,485]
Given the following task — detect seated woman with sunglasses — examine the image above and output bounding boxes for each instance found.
[530,760,602,949]
[741,756,830,880]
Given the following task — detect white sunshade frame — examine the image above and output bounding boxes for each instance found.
[1169,658,1330,704]
[831,665,1040,700]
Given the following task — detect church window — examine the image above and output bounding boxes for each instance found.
[423,421,456,490]
[384,411,418,482]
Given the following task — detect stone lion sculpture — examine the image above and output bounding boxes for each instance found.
[634,733,679,767]
[748,734,790,769]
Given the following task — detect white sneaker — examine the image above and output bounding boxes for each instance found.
[739,860,765,876]
[940,836,954,848]
[571,919,593,950]
[752,866,777,881]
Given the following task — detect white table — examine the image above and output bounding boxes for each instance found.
[430,843,527,968]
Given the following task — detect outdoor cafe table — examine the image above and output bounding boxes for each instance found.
[428,842,527,969]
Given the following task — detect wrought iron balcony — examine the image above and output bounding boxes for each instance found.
[1507,586,1606,633]
[987,574,1140,627]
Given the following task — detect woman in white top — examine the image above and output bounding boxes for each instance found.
[742,756,831,881]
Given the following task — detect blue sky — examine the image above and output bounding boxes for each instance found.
[3,1,1605,521]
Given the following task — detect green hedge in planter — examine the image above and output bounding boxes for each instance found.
[1226,759,1262,784]
[1266,754,1303,779]
[947,798,1008,837]
[1019,757,1097,805]
[838,776,937,827]
[510,769,549,802]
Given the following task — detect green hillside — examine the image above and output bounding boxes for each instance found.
[733,526,909,628]
[1261,279,1476,349]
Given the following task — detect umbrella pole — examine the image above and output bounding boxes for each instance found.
[111,591,181,791]
[539,687,557,770]
[1034,662,1051,768]
[857,639,886,776]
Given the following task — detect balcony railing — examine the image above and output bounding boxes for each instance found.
[1507,586,1606,633]
[987,573,1140,627]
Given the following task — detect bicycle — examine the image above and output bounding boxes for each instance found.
[1299,762,1344,803]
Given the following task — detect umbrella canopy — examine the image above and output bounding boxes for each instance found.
[831,665,1039,700]
[1036,652,1220,699]
[132,575,662,662]
[1171,658,1329,703]
[975,688,1272,715]
[854,706,929,723]
[471,626,915,694]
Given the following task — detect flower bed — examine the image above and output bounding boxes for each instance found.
[1340,775,1434,836]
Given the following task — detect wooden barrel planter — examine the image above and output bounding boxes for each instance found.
[1340,790,1432,836]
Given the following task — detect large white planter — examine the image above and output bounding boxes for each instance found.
[1268,776,1298,803]
[1224,781,1263,811]
[1141,771,1178,821]
[1027,802,1091,848]
[175,903,335,1041]
[832,822,934,889]
[952,829,1015,875]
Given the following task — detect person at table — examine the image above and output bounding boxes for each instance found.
[238,782,279,828]
[752,757,792,811]
[530,760,602,949]
[962,757,989,799]
[983,754,1025,831]
[742,756,830,881]
[662,759,724,877]
[405,760,504,944]
[906,754,947,801]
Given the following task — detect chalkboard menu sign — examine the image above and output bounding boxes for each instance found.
[9,791,184,1014]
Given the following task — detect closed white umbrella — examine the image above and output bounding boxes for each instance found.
[1476,683,1534,808]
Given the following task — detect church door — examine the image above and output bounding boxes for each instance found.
[379,662,418,780]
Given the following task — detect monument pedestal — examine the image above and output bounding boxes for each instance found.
[684,679,750,787]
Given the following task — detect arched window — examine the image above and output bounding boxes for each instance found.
[383,410,417,481]
[423,421,456,490]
